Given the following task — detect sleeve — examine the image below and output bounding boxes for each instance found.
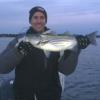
[58,47,81,76]
[0,37,24,74]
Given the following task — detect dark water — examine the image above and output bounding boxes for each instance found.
[62,39,100,100]
[0,38,100,100]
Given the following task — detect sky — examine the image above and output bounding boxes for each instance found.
[0,0,100,34]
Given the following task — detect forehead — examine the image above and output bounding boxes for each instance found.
[33,12,45,16]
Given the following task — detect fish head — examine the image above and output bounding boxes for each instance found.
[25,34,41,45]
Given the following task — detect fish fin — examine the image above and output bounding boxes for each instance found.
[42,30,53,34]
[87,31,97,45]
[42,30,56,35]
[58,51,64,61]
[58,31,72,36]
[63,31,71,35]
[43,50,50,58]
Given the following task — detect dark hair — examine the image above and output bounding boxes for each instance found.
[29,6,47,23]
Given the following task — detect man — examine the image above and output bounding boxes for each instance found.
[0,6,90,100]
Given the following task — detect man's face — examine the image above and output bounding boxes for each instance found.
[30,12,46,33]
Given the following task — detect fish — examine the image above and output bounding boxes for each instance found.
[16,30,97,52]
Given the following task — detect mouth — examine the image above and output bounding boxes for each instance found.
[32,22,45,32]
[36,23,43,27]
[35,24,44,30]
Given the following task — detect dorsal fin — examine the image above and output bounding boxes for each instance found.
[42,30,57,36]
[58,31,72,36]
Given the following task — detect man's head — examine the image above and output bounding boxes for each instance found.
[29,6,47,32]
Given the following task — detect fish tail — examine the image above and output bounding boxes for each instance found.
[87,31,97,45]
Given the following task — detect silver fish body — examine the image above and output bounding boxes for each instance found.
[25,33,77,51]
[17,30,97,52]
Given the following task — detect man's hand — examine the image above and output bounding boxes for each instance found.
[76,35,90,49]
[17,41,33,56]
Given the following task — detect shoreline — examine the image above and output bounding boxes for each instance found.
[0,34,100,38]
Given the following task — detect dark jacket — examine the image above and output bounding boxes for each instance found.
[14,27,61,89]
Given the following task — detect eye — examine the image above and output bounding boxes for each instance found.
[33,16,38,20]
[40,16,45,20]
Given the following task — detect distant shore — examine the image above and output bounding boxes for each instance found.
[0,34,18,37]
[0,34,23,38]
[0,34,100,38]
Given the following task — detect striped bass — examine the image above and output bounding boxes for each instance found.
[16,30,97,52]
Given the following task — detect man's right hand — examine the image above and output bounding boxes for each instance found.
[17,41,33,56]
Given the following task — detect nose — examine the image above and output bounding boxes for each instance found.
[37,17,42,23]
